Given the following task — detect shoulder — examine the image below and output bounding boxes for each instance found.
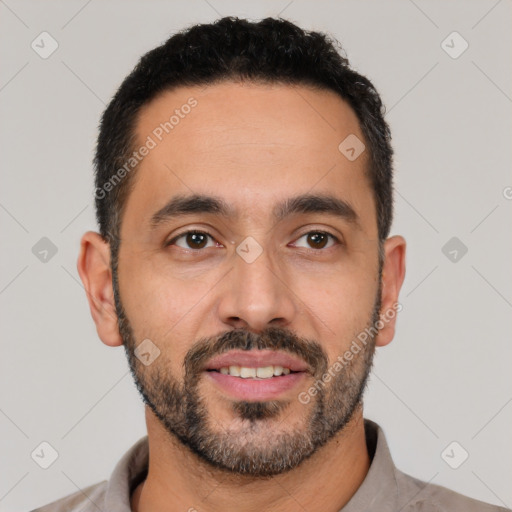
[395,468,510,512]
[29,480,107,512]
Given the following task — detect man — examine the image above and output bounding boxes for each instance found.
[32,16,508,512]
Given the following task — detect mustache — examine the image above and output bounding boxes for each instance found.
[184,326,328,379]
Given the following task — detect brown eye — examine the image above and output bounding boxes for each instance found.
[168,231,216,250]
[307,232,329,249]
[186,232,209,249]
[293,231,338,250]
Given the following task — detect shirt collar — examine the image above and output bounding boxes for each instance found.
[341,418,399,512]
[103,419,399,512]
[104,434,149,512]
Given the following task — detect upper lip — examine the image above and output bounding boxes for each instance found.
[203,349,310,373]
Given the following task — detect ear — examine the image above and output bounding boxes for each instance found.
[374,235,406,348]
[77,231,123,347]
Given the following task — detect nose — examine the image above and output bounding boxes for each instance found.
[216,244,298,333]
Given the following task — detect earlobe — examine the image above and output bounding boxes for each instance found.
[375,235,406,348]
[77,231,123,347]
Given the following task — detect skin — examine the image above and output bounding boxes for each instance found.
[77,81,406,512]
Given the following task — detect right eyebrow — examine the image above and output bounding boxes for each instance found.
[150,194,236,229]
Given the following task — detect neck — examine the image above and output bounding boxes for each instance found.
[131,405,370,512]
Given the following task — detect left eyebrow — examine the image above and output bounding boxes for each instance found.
[273,193,361,229]
[150,192,361,231]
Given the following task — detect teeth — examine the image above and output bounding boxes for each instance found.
[229,365,241,377]
[256,366,274,378]
[240,367,257,378]
[217,365,294,378]
[273,365,283,376]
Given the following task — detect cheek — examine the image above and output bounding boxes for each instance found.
[297,267,377,357]
[120,251,201,319]
[118,255,228,371]
[296,258,377,313]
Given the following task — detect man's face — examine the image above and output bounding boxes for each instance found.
[114,81,382,476]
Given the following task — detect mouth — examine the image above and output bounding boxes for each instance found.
[206,365,300,378]
[203,350,310,401]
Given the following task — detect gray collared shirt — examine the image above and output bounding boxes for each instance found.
[30,419,509,512]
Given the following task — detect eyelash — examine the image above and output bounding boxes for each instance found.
[166,229,341,251]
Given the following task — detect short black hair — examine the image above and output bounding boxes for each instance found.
[94,16,394,261]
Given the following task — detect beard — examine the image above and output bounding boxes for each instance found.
[112,264,382,478]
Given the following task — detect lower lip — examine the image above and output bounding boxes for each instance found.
[204,371,307,401]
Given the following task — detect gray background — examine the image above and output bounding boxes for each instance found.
[1,0,511,510]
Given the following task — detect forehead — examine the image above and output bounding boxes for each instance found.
[136,80,365,158]
[124,81,376,236]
